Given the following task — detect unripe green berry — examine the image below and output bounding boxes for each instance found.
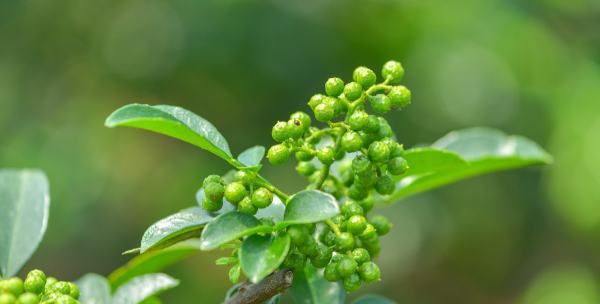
[311,243,333,268]
[283,252,306,271]
[336,232,355,251]
[348,110,369,131]
[353,66,376,88]
[224,182,247,204]
[287,225,309,245]
[348,184,369,201]
[364,115,380,133]
[325,97,347,116]
[24,275,45,294]
[359,224,378,242]
[358,196,375,212]
[17,293,38,304]
[370,215,392,236]
[375,175,395,195]
[251,187,273,209]
[296,161,316,176]
[381,60,404,84]
[324,262,340,282]
[299,237,319,258]
[272,121,289,142]
[234,170,254,185]
[27,270,46,282]
[314,102,335,122]
[377,117,393,139]
[336,256,358,278]
[358,261,381,283]
[389,142,404,158]
[54,282,70,295]
[5,278,23,296]
[319,228,337,247]
[388,156,409,175]
[369,94,392,114]
[287,119,305,139]
[341,131,363,152]
[350,248,371,265]
[388,85,411,109]
[203,175,223,188]
[308,94,326,110]
[343,82,363,101]
[267,144,291,165]
[368,141,390,162]
[352,155,372,176]
[290,111,311,131]
[347,215,367,234]
[317,147,335,165]
[68,283,79,299]
[0,293,16,304]
[325,77,344,97]
[204,182,225,202]
[341,201,364,218]
[343,273,362,292]
[238,196,257,215]
[295,150,314,162]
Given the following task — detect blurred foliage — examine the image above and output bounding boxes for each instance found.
[1,0,599,302]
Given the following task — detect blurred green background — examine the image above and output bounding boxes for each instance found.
[2,0,600,303]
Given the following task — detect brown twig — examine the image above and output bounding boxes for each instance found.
[225,269,294,304]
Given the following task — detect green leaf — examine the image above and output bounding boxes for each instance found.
[77,273,111,304]
[277,190,339,229]
[390,127,552,202]
[140,207,213,253]
[199,211,271,251]
[352,294,396,304]
[237,145,266,168]
[111,273,179,304]
[105,104,232,162]
[239,233,291,283]
[108,239,202,290]
[290,264,345,304]
[0,169,49,277]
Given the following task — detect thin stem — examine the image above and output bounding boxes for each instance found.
[231,159,291,203]
[325,219,342,237]
[225,269,294,304]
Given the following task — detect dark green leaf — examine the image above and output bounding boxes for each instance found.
[0,169,49,277]
[108,239,202,290]
[239,233,291,283]
[277,190,339,228]
[290,264,345,304]
[111,273,179,304]
[105,104,232,162]
[237,145,266,168]
[352,294,396,304]
[77,273,111,304]
[200,212,271,251]
[389,127,552,202]
[140,207,212,253]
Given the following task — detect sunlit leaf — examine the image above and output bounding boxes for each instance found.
[140,207,212,253]
[109,239,202,290]
[239,233,290,283]
[105,104,233,162]
[111,273,179,304]
[200,212,271,251]
[0,169,49,277]
[77,273,111,304]
[277,190,339,229]
[389,127,552,202]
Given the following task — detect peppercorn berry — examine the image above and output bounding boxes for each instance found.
[317,147,335,165]
[336,232,355,251]
[348,110,369,131]
[358,261,381,282]
[353,67,376,88]
[324,262,340,282]
[381,60,404,84]
[290,111,311,130]
[364,115,380,133]
[272,121,289,142]
[203,175,223,188]
[238,196,257,215]
[202,197,223,212]
[251,187,273,208]
[343,82,363,101]
[347,215,367,234]
[296,161,316,176]
[343,273,362,292]
[314,102,335,122]
[370,215,392,236]
[267,144,290,165]
[224,182,247,204]
[341,131,363,152]
[342,201,364,218]
[388,85,411,109]
[325,77,344,97]
[350,248,371,265]
[336,256,358,278]
[369,94,392,114]
[287,119,305,139]
[388,156,409,175]
[375,175,395,195]
[204,182,225,202]
[368,141,390,162]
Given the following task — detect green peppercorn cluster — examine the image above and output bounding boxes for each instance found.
[269,61,410,292]
[201,172,274,215]
[0,270,79,304]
